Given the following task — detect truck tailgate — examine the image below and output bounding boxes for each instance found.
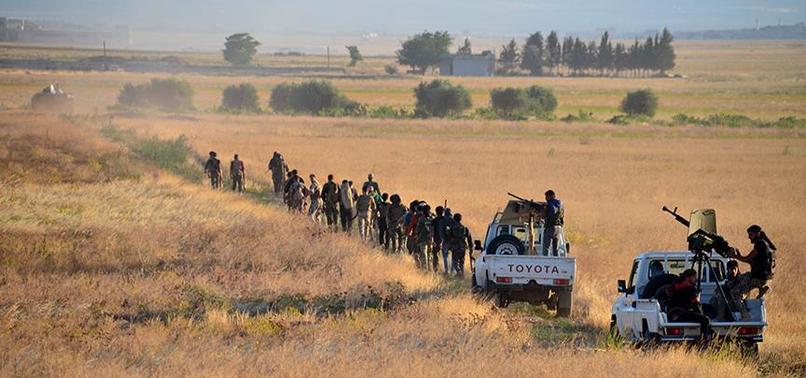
[485,255,576,286]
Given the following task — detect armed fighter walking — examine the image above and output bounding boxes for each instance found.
[268,152,289,195]
[204,151,222,189]
[230,154,246,193]
[321,174,340,231]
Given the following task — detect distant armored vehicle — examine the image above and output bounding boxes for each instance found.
[31,84,74,113]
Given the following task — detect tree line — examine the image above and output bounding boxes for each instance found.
[505,29,676,77]
[396,29,676,78]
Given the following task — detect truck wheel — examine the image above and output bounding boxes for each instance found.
[486,235,525,256]
[740,341,759,359]
[556,287,573,317]
[495,292,510,308]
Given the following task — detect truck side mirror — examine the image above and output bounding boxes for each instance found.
[473,240,483,251]
[617,279,627,293]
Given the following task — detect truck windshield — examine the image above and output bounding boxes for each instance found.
[628,260,639,290]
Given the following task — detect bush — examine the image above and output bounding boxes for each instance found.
[490,85,557,119]
[270,80,357,115]
[490,87,528,118]
[116,78,194,111]
[414,80,472,118]
[525,85,558,114]
[384,65,400,75]
[221,83,260,112]
[620,89,658,117]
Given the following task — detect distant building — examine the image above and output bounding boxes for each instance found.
[0,16,130,48]
[438,51,495,77]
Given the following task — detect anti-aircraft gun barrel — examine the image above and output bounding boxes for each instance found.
[662,206,690,227]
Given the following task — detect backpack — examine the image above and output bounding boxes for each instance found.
[449,224,467,248]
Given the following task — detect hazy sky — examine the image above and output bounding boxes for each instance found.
[2,0,803,35]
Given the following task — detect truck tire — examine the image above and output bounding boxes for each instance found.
[486,234,525,256]
[495,292,510,308]
[556,287,573,317]
[740,341,759,360]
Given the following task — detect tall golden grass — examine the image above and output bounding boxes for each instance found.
[110,110,806,373]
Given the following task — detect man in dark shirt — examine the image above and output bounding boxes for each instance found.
[542,189,565,256]
[321,174,340,232]
[386,194,407,254]
[203,151,222,189]
[640,261,679,299]
[668,269,711,339]
[431,206,445,273]
[730,225,776,319]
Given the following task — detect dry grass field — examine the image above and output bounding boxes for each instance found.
[1,39,805,376]
[1,40,805,119]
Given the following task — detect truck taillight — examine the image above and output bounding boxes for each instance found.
[737,327,759,335]
[553,279,570,286]
[665,327,683,336]
[496,277,512,284]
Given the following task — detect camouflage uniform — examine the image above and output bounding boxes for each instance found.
[230,158,246,193]
[415,213,433,270]
[386,201,407,253]
[355,192,376,241]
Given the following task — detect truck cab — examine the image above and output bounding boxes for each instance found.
[472,199,576,316]
[611,252,766,354]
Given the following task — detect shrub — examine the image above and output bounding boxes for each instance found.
[620,89,658,117]
[489,86,557,119]
[560,110,595,123]
[116,78,194,111]
[490,87,528,118]
[414,80,472,118]
[221,83,260,112]
[270,80,356,115]
[525,85,558,114]
[384,65,400,75]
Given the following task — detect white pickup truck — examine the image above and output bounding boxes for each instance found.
[471,199,576,316]
[611,251,767,355]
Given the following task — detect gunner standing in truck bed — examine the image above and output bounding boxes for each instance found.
[543,189,565,256]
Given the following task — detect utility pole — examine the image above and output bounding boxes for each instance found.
[326,46,330,69]
[103,40,107,57]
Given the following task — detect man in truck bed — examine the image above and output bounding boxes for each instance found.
[668,269,712,340]
[543,190,564,256]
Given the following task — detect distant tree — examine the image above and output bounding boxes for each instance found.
[546,31,561,74]
[223,33,260,66]
[613,43,627,75]
[561,36,574,74]
[457,38,472,55]
[117,78,194,111]
[642,36,655,75]
[270,80,356,114]
[621,88,658,117]
[597,31,614,74]
[346,46,363,66]
[414,79,471,117]
[384,64,400,75]
[586,40,598,73]
[221,83,260,112]
[396,31,452,74]
[520,32,545,76]
[655,28,676,74]
[498,39,520,75]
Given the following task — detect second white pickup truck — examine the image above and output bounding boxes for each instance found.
[471,198,576,316]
